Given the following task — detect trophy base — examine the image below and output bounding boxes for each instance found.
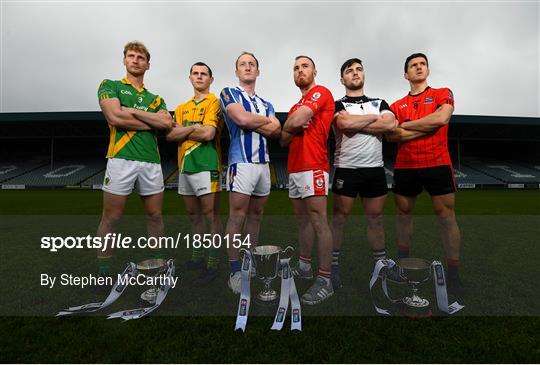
[257,290,278,302]
[141,288,158,304]
[397,298,432,318]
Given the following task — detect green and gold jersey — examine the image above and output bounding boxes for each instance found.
[98,78,168,164]
[173,94,223,173]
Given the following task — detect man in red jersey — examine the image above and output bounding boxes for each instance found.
[280,55,335,305]
[387,53,463,295]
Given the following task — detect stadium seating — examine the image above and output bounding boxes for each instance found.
[1,157,538,189]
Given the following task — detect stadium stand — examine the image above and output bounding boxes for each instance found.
[2,160,104,188]
[0,160,48,184]
[0,112,538,190]
[463,158,540,186]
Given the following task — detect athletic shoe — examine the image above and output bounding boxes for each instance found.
[228,271,242,294]
[192,268,219,287]
[291,263,314,280]
[182,259,205,272]
[301,277,334,305]
[331,266,342,290]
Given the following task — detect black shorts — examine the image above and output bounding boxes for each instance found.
[393,165,456,197]
[332,167,388,198]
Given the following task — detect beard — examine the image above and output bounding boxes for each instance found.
[294,75,314,88]
[346,80,364,91]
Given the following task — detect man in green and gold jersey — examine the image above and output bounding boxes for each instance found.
[167,62,223,286]
[96,41,173,279]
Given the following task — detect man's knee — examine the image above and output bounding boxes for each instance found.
[145,210,163,224]
[365,211,384,228]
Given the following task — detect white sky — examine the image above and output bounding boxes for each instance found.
[1,0,539,117]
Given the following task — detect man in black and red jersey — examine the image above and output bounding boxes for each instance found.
[387,53,464,295]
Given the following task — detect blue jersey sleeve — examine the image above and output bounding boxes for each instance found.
[265,101,275,117]
[220,87,240,110]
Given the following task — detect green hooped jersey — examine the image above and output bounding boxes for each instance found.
[98,78,167,163]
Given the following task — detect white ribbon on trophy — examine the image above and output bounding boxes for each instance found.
[235,250,253,332]
[107,259,176,321]
[235,247,302,332]
[369,259,464,315]
[271,257,302,332]
[56,262,137,317]
[431,261,464,314]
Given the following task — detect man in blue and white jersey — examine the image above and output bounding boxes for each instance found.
[220,52,281,293]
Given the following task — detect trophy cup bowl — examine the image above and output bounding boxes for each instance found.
[396,258,432,316]
[136,258,168,304]
[252,245,281,302]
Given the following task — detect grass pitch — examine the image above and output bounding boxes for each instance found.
[1,189,539,363]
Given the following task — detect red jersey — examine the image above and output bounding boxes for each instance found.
[390,87,454,169]
[287,85,335,173]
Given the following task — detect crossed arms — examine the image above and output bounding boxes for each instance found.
[225,103,282,139]
[99,98,173,131]
[385,104,454,142]
[334,110,397,136]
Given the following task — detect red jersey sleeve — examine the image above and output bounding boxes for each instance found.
[435,88,455,108]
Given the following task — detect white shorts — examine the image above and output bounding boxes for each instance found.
[102,158,164,196]
[288,169,329,199]
[226,163,270,196]
[178,170,221,197]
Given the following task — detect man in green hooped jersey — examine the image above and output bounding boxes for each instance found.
[166,62,223,286]
[96,41,173,279]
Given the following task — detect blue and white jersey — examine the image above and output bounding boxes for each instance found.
[220,86,274,164]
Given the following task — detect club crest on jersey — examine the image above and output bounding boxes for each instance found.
[371,100,380,108]
[311,92,321,101]
[315,177,324,188]
[104,176,110,185]
[425,97,433,104]
[335,179,344,190]
[221,90,230,103]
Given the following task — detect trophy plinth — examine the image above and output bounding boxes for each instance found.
[396,258,432,317]
[136,258,168,304]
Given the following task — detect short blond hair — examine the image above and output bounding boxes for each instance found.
[235,51,259,69]
[123,41,150,61]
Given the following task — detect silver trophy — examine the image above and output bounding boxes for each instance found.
[251,245,293,302]
[396,258,432,316]
[136,258,168,304]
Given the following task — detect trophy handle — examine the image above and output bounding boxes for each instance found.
[280,245,295,259]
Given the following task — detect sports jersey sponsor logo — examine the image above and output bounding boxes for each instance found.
[311,92,321,101]
[399,103,407,109]
[197,187,208,192]
[134,105,149,112]
[425,97,433,104]
[120,90,133,95]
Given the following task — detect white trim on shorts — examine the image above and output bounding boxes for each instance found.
[288,169,329,199]
[102,158,164,196]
